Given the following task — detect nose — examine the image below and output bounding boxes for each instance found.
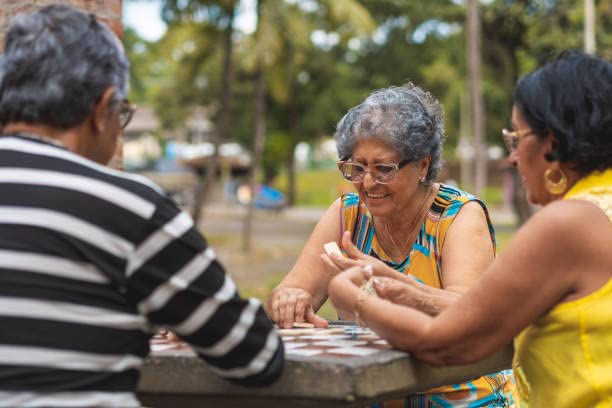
[361,171,378,188]
[507,150,518,167]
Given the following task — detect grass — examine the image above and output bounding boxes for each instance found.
[495,229,515,253]
[273,168,353,207]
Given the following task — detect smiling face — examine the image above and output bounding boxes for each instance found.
[508,105,557,205]
[350,138,429,219]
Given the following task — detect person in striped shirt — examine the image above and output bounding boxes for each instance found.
[0,5,283,407]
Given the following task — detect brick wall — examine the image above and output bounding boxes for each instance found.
[0,0,122,51]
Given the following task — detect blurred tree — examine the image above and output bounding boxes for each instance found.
[259,0,376,206]
[158,0,239,224]
[123,0,611,228]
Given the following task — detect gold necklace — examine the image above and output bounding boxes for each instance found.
[379,186,432,259]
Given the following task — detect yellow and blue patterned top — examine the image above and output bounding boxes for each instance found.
[513,169,612,408]
[341,184,517,408]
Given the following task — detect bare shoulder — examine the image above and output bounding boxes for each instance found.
[528,199,612,243]
[454,200,488,221]
[446,200,490,235]
[509,199,612,281]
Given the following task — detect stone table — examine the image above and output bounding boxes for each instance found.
[138,343,513,407]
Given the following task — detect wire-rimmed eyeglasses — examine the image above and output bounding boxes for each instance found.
[337,160,411,184]
[118,99,137,130]
[501,128,535,153]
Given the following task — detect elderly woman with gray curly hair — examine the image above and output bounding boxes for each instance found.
[267,83,517,406]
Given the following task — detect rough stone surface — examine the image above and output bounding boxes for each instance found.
[138,345,514,407]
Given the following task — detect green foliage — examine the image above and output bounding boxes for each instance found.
[274,168,347,207]
[125,0,612,190]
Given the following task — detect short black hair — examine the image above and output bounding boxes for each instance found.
[514,50,612,175]
[0,4,129,129]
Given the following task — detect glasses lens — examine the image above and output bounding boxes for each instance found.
[501,129,515,153]
[373,164,397,183]
[119,100,135,129]
[341,162,365,183]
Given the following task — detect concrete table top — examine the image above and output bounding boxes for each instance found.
[138,343,514,407]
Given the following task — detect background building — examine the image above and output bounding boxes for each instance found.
[0,0,122,50]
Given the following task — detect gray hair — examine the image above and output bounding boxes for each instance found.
[0,4,129,129]
[334,83,445,186]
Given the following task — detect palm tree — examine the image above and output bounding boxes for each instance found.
[160,0,239,226]
[240,0,375,251]
[466,0,486,198]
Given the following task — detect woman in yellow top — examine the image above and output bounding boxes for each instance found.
[329,50,612,407]
[268,83,516,406]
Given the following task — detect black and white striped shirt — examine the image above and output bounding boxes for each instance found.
[0,134,284,407]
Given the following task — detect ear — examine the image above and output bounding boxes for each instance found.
[418,155,432,179]
[543,132,560,162]
[91,87,116,135]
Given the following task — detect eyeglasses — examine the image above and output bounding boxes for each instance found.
[337,160,411,184]
[118,99,137,130]
[501,128,535,153]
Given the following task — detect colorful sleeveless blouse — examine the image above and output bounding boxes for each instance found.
[513,169,612,407]
[341,185,518,407]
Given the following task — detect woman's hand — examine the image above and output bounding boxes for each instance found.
[328,265,373,318]
[267,287,328,329]
[320,231,391,273]
[372,276,419,306]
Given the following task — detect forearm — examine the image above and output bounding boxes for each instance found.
[407,282,462,316]
[360,297,499,365]
[358,295,432,351]
[376,277,461,316]
[330,269,494,362]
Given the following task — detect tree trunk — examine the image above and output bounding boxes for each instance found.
[466,0,487,198]
[512,168,532,225]
[242,0,266,253]
[458,91,473,190]
[286,104,299,207]
[584,0,596,54]
[286,147,297,207]
[192,7,236,226]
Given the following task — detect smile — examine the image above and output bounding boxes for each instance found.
[365,192,389,199]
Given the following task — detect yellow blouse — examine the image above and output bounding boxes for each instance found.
[513,169,612,407]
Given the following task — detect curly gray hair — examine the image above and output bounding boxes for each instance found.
[0,4,129,129]
[334,83,445,186]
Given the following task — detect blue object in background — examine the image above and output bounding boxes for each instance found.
[236,183,285,210]
[255,185,285,209]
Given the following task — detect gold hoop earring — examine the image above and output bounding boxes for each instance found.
[544,168,568,195]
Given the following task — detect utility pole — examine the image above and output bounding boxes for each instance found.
[466,0,486,197]
[584,0,596,54]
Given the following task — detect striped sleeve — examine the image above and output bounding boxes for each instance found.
[125,196,284,386]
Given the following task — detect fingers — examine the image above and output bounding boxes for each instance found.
[372,277,395,299]
[269,287,314,328]
[320,253,343,276]
[278,291,293,328]
[306,306,329,328]
[268,291,281,323]
[372,277,412,305]
[341,264,372,287]
[293,291,310,323]
[341,231,367,260]
[370,261,406,281]
[321,252,360,272]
